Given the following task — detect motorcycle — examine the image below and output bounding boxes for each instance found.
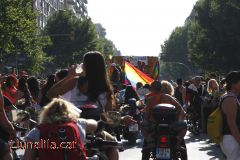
[120,98,142,145]
[0,121,28,160]
[142,104,188,160]
[85,135,122,160]
[186,107,200,136]
[85,118,123,160]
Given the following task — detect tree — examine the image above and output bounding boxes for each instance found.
[45,10,98,69]
[161,26,189,64]
[162,0,240,74]
[97,38,116,59]
[160,25,193,79]
[95,23,120,59]
[188,0,240,72]
[0,0,50,74]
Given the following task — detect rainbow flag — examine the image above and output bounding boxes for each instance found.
[124,61,153,87]
[152,61,160,80]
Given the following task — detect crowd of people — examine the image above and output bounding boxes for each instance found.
[0,51,240,160]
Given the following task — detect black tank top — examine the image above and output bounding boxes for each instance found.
[174,86,183,105]
[222,94,240,135]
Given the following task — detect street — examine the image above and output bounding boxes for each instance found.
[119,132,225,160]
[17,132,225,160]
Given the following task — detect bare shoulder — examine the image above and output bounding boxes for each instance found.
[222,97,238,113]
[163,94,173,99]
[161,94,176,103]
[222,97,236,105]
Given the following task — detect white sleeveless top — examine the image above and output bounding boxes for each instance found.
[62,85,107,111]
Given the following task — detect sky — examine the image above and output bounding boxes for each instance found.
[88,0,198,56]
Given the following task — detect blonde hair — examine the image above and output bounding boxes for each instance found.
[161,80,174,96]
[207,79,219,94]
[39,98,80,124]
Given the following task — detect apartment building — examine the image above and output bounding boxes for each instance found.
[33,0,87,29]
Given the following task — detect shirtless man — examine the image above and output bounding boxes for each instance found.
[141,81,187,158]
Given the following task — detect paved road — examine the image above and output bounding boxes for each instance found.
[119,132,226,160]
[17,132,225,160]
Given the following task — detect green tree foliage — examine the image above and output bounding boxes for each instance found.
[95,23,117,59]
[45,10,98,68]
[97,38,116,59]
[0,0,50,74]
[160,62,192,80]
[161,26,189,64]
[162,0,240,74]
[188,0,240,72]
[160,26,192,79]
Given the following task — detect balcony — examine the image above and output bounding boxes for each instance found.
[75,7,82,14]
[67,0,77,5]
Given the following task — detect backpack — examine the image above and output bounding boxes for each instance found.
[37,121,86,160]
[207,95,234,144]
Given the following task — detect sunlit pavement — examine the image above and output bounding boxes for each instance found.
[119,132,226,160]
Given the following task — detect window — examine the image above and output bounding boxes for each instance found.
[53,0,57,8]
[60,2,64,10]
[49,0,54,6]
[43,16,47,28]
[36,0,42,10]
[43,2,49,15]
[37,16,41,27]
[39,15,43,29]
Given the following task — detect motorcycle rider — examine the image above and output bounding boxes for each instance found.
[142,80,187,152]
[47,51,135,159]
[0,87,16,160]
[24,98,112,160]
[47,51,116,118]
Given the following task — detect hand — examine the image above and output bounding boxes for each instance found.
[67,65,83,78]
[121,115,137,126]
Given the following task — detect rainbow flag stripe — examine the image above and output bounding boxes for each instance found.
[124,61,153,87]
[152,61,160,80]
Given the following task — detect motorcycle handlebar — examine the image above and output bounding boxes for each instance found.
[86,138,122,148]
[12,122,28,132]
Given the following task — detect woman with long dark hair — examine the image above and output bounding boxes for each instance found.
[47,51,118,160]
[47,51,115,117]
[84,52,115,110]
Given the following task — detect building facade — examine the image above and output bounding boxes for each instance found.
[33,0,87,29]
[65,0,88,18]
[95,23,106,38]
[33,0,65,30]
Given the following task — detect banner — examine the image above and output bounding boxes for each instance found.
[124,61,153,87]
